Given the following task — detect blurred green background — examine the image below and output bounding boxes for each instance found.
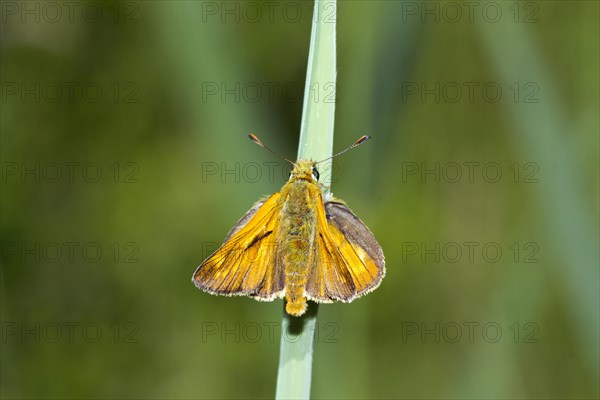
[1,1,598,399]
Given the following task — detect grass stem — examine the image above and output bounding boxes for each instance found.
[275,1,337,399]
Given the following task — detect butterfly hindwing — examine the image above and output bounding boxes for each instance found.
[192,193,285,300]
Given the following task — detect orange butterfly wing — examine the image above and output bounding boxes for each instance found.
[306,196,385,303]
[192,192,285,301]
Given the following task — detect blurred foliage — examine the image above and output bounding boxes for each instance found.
[1,1,598,399]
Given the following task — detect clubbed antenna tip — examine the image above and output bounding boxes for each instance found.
[317,134,372,163]
[247,133,293,165]
[248,133,264,147]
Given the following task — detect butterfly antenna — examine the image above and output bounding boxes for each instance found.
[248,134,294,165]
[317,135,371,164]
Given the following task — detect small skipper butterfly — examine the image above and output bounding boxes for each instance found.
[192,134,385,317]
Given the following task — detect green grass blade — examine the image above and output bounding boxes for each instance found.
[275,1,337,399]
[296,0,336,189]
[275,303,320,400]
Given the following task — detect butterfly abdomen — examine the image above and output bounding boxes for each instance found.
[279,181,319,316]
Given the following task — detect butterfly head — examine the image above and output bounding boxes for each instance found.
[248,133,371,185]
[290,159,320,183]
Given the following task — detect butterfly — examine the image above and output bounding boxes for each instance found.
[192,134,385,317]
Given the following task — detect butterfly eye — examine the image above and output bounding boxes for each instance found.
[312,167,320,181]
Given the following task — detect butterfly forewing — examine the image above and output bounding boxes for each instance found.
[325,201,385,294]
[305,197,385,302]
[192,193,285,299]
